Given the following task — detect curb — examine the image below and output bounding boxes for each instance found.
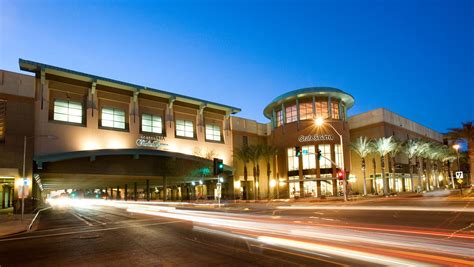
[27,207,51,232]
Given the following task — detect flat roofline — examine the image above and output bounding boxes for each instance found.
[19,58,241,114]
[349,108,443,139]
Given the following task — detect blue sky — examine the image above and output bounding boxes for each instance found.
[1,0,472,132]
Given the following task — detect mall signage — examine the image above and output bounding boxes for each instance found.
[298,134,334,142]
[136,135,168,149]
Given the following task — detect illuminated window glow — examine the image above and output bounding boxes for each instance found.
[176,119,194,138]
[287,148,299,171]
[54,99,83,124]
[101,107,125,129]
[142,114,162,134]
[205,124,221,142]
[299,102,313,120]
[285,105,297,123]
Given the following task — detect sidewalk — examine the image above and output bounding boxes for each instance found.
[0,208,35,237]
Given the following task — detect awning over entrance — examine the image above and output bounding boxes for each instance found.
[34,149,232,191]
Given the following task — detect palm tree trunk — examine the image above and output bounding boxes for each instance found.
[362,158,367,196]
[409,158,415,192]
[267,161,271,200]
[372,157,377,194]
[391,157,397,193]
[243,165,248,200]
[382,155,388,195]
[253,165,257,201]
[417,157,423,192]
[257,164,260,200]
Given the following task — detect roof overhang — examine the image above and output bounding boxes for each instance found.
[263,87,355,119]
[19,59,241,115]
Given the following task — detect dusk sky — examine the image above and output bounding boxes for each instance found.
[1,0,472,133]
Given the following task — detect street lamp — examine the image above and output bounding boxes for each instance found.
[314,117,347,201]
[452,144,461,172]
[20,134,57,221]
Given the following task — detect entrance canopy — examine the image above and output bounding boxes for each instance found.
[34,149,231,191]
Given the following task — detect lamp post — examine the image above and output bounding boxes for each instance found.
[452,144,461,193]
[21,135,57,221]
[314,117,347,202]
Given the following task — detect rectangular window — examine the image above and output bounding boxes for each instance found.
[101,107,126,129]
[331,102,339,119]
[53,99,83,124]
[0,100,6,143]
[287,147,299,171]
[243,136,248,147]
[319,144,332,169]
[316,101,328,119]
[285,105,297,123]
[302,145,316,170]
[205,124,221,142]
[335,144,343,168]
[141,114,162,134]
[276,110,283,126]
[176,119,194,138]
[299,102,313,120]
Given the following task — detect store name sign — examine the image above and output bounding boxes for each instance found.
[298,134,334,142]
[136,135,168,149]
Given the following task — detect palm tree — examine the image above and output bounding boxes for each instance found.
[234,146,251,200]
[350,136,372,196]
[260,144,278,200]
[415,140,430,191]
[248,145,262,200]
[373,136,396,196]
[388,139,403,192]
[404,139,422,192]
[440,148,457,188]
[446,122,474,183]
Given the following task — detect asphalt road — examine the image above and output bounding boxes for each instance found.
[0,197,473,266]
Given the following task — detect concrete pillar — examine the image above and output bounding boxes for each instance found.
[1,185,5,209]
[110,187,113,199]
[163,176,167,202]
[10,187,14,207]
[146,179,150,201]
[116,185,120,200]
[134,182,137,201]
[124,184,128,201]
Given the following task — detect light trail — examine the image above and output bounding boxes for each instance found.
[277,205,474,212]
[47,199,474,266]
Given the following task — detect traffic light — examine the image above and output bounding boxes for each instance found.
[336,169,345,180]
[213,158,224,175]
[317,149,322,160]
[295,146,301,157]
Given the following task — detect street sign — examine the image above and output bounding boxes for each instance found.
[457,179,463,184]
[455,171,463,179]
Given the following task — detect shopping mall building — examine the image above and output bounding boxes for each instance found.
[0,59,450,210]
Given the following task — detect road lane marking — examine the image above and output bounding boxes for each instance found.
[70,212,93,226]
[73,210,107,226]
[0,220,183,242]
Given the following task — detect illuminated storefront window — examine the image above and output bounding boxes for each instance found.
[299,102,313,120]
[302,145,316,169]
[331,102,339,119]
[335,144,342,168]
[319,144,331,169]
[176,119,194,138]
[289,176,300,198]
[54,99,83,124]
[320,174,334,196]
[101,107,126,129]
[287,148,299,171]
[205,124,221,142]
[276,110,283,126]
[285,105,297,123]
[141,114,162,134]
[315,101,328,118]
